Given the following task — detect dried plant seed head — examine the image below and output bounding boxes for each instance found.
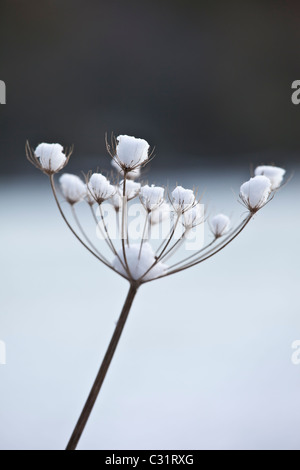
[171,186,196,214]
[113,135,150,172]
[140,184,165,211]
[183,204,205,230]
[240,175,272,213]
[254,165,286,190]
[88,173,115,204]
[210,214,230,238]
[26,142,71,175]
[59,174,87,205]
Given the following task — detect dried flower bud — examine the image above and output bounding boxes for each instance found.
[35,143,67,173]
[172,186,195,213]
[113,243,167,281]
[114,135,150,171]
[119,179,141,200]
[240,175,271,212]
[88,173,115,204]
[59,174,87,205]
[210,214,230,238]
[254,165,286,190]
[140,184,164,211]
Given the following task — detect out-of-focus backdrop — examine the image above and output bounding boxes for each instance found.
[0,0,300,450]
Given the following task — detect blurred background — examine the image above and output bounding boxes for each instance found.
[0,0,300,450]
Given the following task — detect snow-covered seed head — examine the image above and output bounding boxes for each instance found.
[240,175,272,213]
[113,135,150,171]
[183,204,204,230]
[59,174,87,205]
[254,165,286,191]
[119,179,141,200]
[110,187,123,212]
[113,243,167,281]
[210,214,230,238]
[33,143,68,174]
[140,184,164,211]
[111,158,141,180]
[88,173,115,204]
[149,202,171,225]
[172,186,195,214]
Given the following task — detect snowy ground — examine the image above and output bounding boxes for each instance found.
[0,168,299,450]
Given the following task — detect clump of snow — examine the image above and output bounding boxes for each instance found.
[59,174,86,204]
[254,165,286,190]
[140,184,164,211]
[113,243,167,281]
[240,175,271,212]
[115,135,149,169]
[172,186,195,213]
[88,173,115,204]
[210,214,230,238]
[35,143,66,172]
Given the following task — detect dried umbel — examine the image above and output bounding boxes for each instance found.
[26,135,286,450]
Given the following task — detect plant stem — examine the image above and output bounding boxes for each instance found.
[66,283,139,451]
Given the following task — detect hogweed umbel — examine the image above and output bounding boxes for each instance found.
[26,135,286,450]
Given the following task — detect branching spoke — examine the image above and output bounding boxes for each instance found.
[159,228,187,261]
[144,214,253,283]
[168,216,250,270]
[138,212,149,259]
[71,206,110,264]
[137,214,180,282]
[121,176,132,278]
[49,175,127,279]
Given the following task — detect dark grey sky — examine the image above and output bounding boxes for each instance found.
[1,0,300,174]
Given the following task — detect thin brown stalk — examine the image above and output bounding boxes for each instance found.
[66,283,139,450]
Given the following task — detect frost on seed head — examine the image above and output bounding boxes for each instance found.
[113,243,167,281]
